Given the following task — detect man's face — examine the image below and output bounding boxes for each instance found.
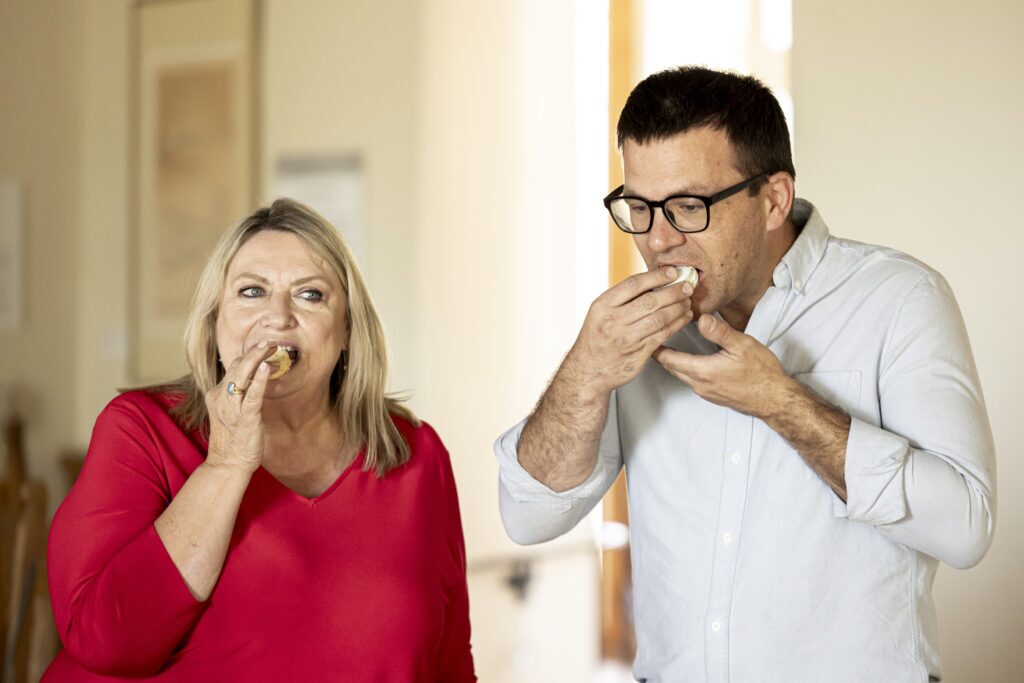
[623,126,769,320]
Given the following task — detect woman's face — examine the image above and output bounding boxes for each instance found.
[215,230,348,400]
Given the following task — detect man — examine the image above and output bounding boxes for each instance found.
[494,67,995,682]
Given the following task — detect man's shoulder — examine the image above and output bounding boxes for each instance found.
[823,234,943,292]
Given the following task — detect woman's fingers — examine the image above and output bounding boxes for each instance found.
[223,341,276,392]
[241,362,271,410]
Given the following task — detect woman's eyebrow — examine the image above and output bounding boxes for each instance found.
[232,272,269,284]
[230,273,330,285]
[292,275,330,286]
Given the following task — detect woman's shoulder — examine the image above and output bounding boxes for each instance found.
[97,390,191,440]
[388,413,455,475]
[105,389,185,419]
[390,413,444,452]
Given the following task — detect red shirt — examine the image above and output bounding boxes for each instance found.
[44,391,476,681]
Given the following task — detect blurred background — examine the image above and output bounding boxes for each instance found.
[0,0,1021,681]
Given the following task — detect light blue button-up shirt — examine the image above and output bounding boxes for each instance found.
[494,200,996,683]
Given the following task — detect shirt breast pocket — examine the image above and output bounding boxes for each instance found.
[792,370,862,414]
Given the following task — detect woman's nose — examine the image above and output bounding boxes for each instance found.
[261,292,296,328]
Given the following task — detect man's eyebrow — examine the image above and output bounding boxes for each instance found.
[622,186,708,198]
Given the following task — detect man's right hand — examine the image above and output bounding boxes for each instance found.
[515,267,694,493]
[567,266,695,394]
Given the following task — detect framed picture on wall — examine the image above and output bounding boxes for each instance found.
[130,0,260,383]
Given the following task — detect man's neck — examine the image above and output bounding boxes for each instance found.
[719,218,799,332]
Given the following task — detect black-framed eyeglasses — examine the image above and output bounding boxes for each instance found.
[603,172,769,234]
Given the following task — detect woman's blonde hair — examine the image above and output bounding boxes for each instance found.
[154,198,417,476]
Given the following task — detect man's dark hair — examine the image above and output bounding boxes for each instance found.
[617,66,796,193]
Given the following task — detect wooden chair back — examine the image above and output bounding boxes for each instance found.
[1,414,57,682]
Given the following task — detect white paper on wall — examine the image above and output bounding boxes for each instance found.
[273,154,366,270]
[0,180,22,330]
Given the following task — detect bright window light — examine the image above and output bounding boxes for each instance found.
[760,0,793,52]
[575,0,610,326]
[643,0,753,75]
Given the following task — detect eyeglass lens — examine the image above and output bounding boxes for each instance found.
[609,196,708,233]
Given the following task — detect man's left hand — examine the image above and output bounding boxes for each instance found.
[652,313,795,418]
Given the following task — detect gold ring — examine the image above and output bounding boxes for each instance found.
[226,381,246,397]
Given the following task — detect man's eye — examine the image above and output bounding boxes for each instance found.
[299,289,324,302]
[240,286,264,297]
[627,201,649,214]
[671,200,704,214]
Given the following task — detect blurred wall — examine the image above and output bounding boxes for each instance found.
[793,1,1024,681]
[0,0,84,501]
[413,1,601,679]
[261,0,421,394]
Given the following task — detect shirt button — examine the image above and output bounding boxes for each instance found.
[711,621,721,632]
[730,451,740,463]
[795,279,804,290]
[723,533,732,544]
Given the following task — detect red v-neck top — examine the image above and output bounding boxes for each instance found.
[44,390,476,681]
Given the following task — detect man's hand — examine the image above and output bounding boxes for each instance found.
[652,313,793,418]
[516,266,693,492]
[654,313,851,500]
[568,266,695,396]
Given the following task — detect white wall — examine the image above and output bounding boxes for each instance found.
[793,2,1024,680]
[414,1,601,679]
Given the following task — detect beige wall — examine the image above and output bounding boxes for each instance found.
[75,0,133,460]
[261,0,421,395]
[414,1,601,678]
[793,1,1024,681]
[0,0,85,503]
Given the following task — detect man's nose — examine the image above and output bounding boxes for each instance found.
[647,207,687,252]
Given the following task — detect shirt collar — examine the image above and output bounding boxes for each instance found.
[772,198,829,293]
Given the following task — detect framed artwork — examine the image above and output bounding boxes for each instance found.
[130,0,260,382]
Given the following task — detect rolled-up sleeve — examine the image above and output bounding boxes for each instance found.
[839,272,996,569]
[495,392,624,545]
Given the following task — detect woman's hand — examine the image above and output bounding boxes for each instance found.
[156,343,275,601]
[205,340,275,474]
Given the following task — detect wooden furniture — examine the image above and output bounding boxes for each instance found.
[601,0,641,663]
[1,414,58,682]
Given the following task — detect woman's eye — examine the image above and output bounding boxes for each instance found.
[240,286,264,297]
[299,289,324,302]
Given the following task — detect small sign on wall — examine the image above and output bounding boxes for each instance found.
[0,180,22,331]
[273,154,366,270]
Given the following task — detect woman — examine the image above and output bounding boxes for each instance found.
[44,199,476,681]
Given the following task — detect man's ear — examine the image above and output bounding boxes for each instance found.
[763,172,795,232]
